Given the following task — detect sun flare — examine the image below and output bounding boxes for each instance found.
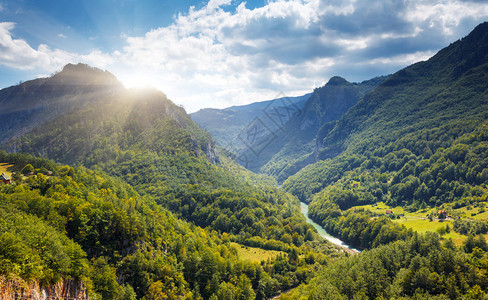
[118,72,156,89]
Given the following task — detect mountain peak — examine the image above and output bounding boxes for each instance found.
[61,62,98,72]
[467,21,488,40]
[57,63,109,76]
[327,76,348,85]
[0,63,124,144]
[52,63,121,87]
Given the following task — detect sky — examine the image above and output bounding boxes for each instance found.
[0,0,488,113]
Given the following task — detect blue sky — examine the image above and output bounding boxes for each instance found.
[1,0,488,112]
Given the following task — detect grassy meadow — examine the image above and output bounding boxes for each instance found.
[231,242,285,263]
[349,202,488,246]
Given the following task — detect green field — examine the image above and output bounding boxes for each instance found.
[454,205,488,221]
[231,242,285,263]
[352,202,433,218]
[350,202,472,245]
[0,163,13,176]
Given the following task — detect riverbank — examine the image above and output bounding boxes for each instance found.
[300,202,361,254]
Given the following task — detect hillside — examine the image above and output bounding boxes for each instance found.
[2,65,324,253]
[281,22,488,248]
[273,20,488,300]
[7,86,218,164]
[0,152,334,299]
[315,22,488,161]
[284,22,488,202]
[236,76,386,182]
[282,232,488,299]
[0,63,123,145]
[190,93,311,151]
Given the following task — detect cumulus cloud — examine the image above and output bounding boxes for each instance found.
[1,0,488,112]
[0,22,75,71]
[115,0,488,111]
[0,22,115,73]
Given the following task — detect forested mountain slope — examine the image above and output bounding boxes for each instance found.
[9,86,218,165]
[237,76,386,183]
[0,152,332,299]
[315,22,488,161]
[277,21,488,300]
[281,21,488,248]
[284,21,488,203]
[284,232,488,299]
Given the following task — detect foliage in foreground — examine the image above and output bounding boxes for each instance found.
[0,152,331,299]
[283,232,488,299]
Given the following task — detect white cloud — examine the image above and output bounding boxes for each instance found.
[364,50,437,66]
[206,0,232,11]
[57,33,67,38]
[405,0,488,35]
[81,50,114,68]
[109,0,410,111]
[1,0,488,112]
[0,22,117,74]
[0,22,75,71]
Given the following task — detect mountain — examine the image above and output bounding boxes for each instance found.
[0,63,123,144]
[0,63,334,299]
[315,22,488,161]
[234,75,386,182]
[284,21,488,203]
[282,21,488,247]
[7,85,218,164]
[276,20,488,300]
[1,64,314,250]
[190,93,311,151]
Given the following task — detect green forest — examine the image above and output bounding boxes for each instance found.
[283,232,488,299]
[0,152,334,299]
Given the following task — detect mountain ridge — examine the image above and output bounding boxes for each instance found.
[282,22,488,206]
[0,63,124,145]
[315,22,488,162]
[235,75,387,182]
[190,93,311,154]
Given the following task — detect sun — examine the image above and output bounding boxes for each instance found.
[118,71,156,89]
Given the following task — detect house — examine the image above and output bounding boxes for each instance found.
[385,210,393,214]
[0,173,11,185]
[438,210,447,219]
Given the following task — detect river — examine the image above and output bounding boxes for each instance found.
[300,202,361,253]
